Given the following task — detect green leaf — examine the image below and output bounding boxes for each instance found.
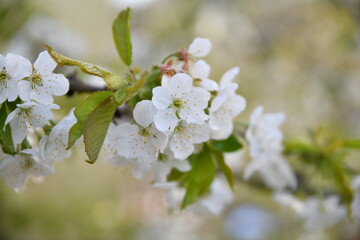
[68,91,114,149]
[211,147,235,189]
[181,144,217,209]
[84,96,118,164]
[112,8,132,66]
[167,168,187,182]
[211,134,243,152]
[327,155,354,216]
[46,46,126,91]
[0,101,20,155]
[343,139,360,149]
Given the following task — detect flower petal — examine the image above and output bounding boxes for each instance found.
[185,123,210,144]
[197,78,219,91]
[182,87,210,110]
[154,108,178,132]
[188,38,212,57]
[189,60,210,79]
[34,51,57,74]
[152,86,172,110]
[6,79,19,102]
[220,67,240,89]
[18,80,32,102]
[170,131,194,160]
[168,73,193,96]
[44,73,69,96]
[133,100,157,127]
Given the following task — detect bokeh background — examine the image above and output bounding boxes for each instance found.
[0,0,360,239]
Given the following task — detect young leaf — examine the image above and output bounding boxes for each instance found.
[211,134,243,152]
[342,139,360,149]
[113,8,132,66]
[0,101,20,155]
[68,91,113,149]
[46,46,126,91]
[84,96,118,164]
[211,148,235,189]
[327,154,354,216]
[181,144,217,208]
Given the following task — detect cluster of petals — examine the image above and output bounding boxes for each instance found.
[244,106,297,190]
[154,178,233,216]
[0,147,54,192]
[209,67,246,140]
[274,192,346,231]
[103,38,245,215]
[0,50,71,191]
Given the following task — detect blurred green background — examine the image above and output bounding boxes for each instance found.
[0,0,360,239]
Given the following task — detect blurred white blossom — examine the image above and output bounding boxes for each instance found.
[244,106,296,190]
[274,192,346,231]
[0,149,54,192]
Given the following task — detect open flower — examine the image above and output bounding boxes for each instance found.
[41,109,77,162]
[152,73,210,132]
[115,100,167,162]
[0,149,54,192]
[0,53,27,103]
[169,120,210,160]
[209,67,246,140]
[274,193,346,231]
[17,51,69,104]
[5,102,59,145]
[188,178,234,215]
[244,106,296,190]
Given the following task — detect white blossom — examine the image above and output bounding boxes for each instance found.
[155,178,234,216]
[188,38,212,58]
[209,67,246,140]
[244,106,297,190]
[5,102,59,145]
[352,175,360,220]
[273,192,305,214]
[189,178,234,215]
[274,193,346,231]
[153,182,186,211]
[169,121,210,160]
[115,100,167,162]
[17,51,69,104]
[152,73,210,132]
[0,53,27,103]
[0,149,54,192]
[41,109,77,162]
[190,60,219,91]
[103,123,149,179]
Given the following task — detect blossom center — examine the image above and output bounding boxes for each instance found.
[0,68,10,89]
[175,124,191,139]
[138,126,156,143]
[25,71,43,89]
[21,154,34,170]
[20,107,33,119]
[172,98,184,109]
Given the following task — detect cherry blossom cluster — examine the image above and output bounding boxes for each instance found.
[0,37,358,224]
[0,51,73,192]
[104,38,246,214]
[244,106,297,190]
